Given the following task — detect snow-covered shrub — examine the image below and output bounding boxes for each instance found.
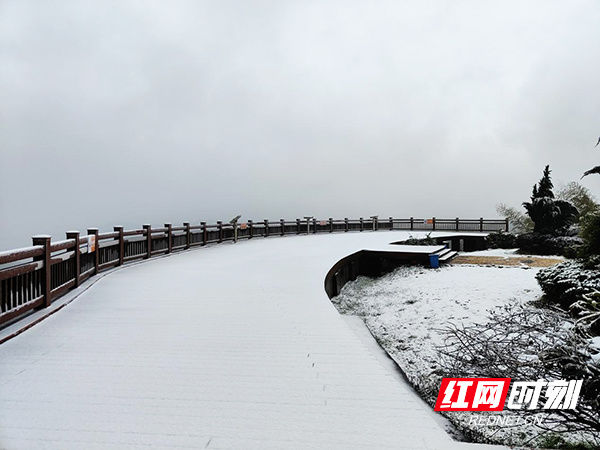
[571,290,600,336]
[537,261,600,337]
[516,233,549,254]
[517,232,583,256]
[395,233,437,246]
[486,231,517,249]
[438,304,600,443]
[439,305,578,379]
[536,260,600,308]
[551,236,585,258]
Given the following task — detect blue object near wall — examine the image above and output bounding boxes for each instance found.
[429,254,439,269]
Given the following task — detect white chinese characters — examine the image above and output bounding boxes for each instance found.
[507,380,582,410]
[473,380,506,409]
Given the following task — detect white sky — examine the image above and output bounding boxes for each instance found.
[1,0,599,249]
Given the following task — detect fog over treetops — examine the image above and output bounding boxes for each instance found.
[1,0,599,250]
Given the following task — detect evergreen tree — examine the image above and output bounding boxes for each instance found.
[523,165,578,235]
[536,165,554,198]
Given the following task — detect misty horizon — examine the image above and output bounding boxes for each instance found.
[2,1,599,250]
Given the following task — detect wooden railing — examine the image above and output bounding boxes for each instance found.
[0,216,508,327]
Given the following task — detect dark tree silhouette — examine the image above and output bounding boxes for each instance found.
[582,137,600,178]
[523,165,578,234]
[582,166,600,179]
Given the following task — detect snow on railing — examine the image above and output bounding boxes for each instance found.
[0,216,508,328]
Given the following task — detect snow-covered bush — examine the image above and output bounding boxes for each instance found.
[571,290,600,336]
[486,231,517,249]
[536,260,600,308]
[537,261,600,336]
[439,304,600,444]
[517,233,583,257]
[551,236,585,258]
[395,233,437,246]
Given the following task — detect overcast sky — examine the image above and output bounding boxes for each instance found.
[1,0,599,250]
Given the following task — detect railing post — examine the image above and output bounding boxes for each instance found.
[264,219,269,237]
[280,219,285,236]
[113,226,124,265]
[201,221,207,245]
[142,225,151,259]
[165,223,172,254]
[32,235,52,308]
[183,222,191,249]
[66,231,81,287]
[432,217,436,231]
[296,218,301,234]
[87,228,99,273]
[329,218,333,233]
[344,218,349,232]
[389,217,393,230]
[313,218,317,234]
[359,217,364,232]
[217,221,223,243]
[455,217,459,231]
[479,217,484,232]
[248,220,254,239]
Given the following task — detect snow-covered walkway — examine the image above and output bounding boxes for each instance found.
[0,232,502,449]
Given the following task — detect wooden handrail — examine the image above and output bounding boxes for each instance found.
[0,216,508,328]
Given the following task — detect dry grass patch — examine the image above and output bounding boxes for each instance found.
[452,255,563,268]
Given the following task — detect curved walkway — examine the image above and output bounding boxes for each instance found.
[1,232,501,449]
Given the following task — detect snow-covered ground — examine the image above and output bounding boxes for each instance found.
[331,253,600,447]
[0,231,508,450]
[332,263,543,390]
